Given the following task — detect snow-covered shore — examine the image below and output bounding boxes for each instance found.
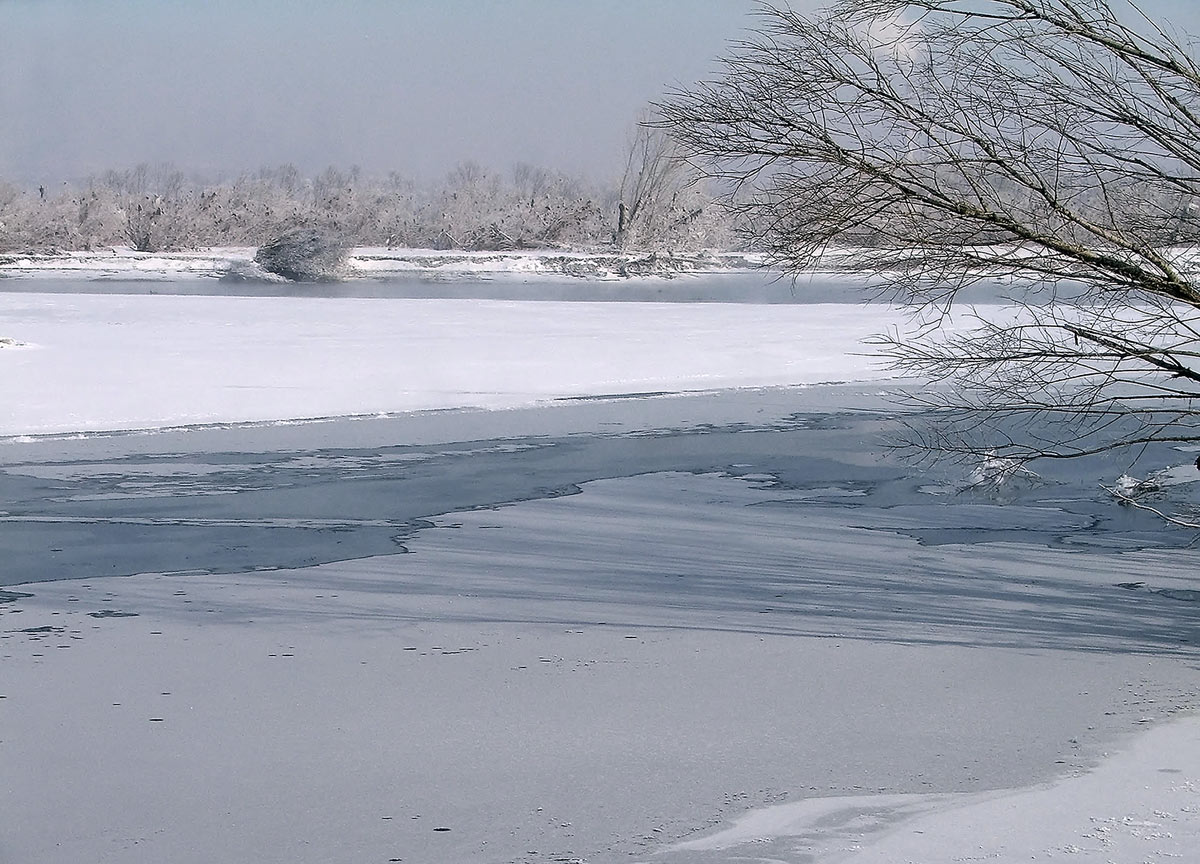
[0,246,768,282]
[5,244,1196,286]
[2,284,1198,863]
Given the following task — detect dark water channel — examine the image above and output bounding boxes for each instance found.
[0,271,1047,303]
[0,385,1187,589]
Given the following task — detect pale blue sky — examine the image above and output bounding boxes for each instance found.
[2,1,1197,185]
[0,0,772,184]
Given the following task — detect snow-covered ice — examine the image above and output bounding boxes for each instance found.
[0,291,899,435]
[3,453,1198,864]
[667,715,1200,863]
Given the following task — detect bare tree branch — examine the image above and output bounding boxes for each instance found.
[659,0,1200,506]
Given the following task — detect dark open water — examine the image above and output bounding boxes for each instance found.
[0,271,1039,303]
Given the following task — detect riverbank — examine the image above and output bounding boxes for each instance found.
[0,246,768,282]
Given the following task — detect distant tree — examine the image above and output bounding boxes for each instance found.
[615,111,734,252]
[107,164,198,252]
[615,116,690,249]
[660,0,1200,505]
[0,182,27,250]
[496,163,605,248]
[0,179,122,252]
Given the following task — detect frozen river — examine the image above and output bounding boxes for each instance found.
[1,383,1197,655]
[2,277,1199,864]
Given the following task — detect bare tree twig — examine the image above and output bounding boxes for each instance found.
[659,0,1200,515]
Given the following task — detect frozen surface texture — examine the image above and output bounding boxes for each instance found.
[3,460,1198,864]
[667,716,1200,863]
[1,285,1198,864]
[0,247,767,282]
[0,291,895,435]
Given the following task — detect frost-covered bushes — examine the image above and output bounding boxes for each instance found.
[254,225,350,281]
[416,161,612,251]
[0,159,739,254]
[0,181,124,252]
[103,165,200,252]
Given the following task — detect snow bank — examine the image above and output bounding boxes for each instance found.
[0,292,902,436]
[0,246,767,282]
[0,247,256,279]
[668,714,1200,863]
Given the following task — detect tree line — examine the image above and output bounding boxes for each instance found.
[0,125,735,256]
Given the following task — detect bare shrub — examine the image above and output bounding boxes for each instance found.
[254,225,350,282]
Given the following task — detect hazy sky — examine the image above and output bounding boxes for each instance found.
[0,0,778,184]
[3,1,1199,186]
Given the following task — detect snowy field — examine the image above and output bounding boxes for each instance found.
[0,288,895,436]
[1,276,1199,864]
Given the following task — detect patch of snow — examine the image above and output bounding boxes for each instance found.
[4,467,1198,864]
[967,451,1045,491]
[1112,465,1200,506]
[0,247,257,280]
[0,246,766,282]
[667,714,1200,862]
[1150,463,1200,489]
[0,292,905,436]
